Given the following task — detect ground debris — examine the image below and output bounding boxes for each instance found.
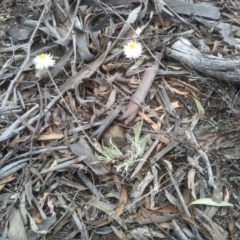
[0,0,239,239]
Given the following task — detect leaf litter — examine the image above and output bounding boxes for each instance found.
[0,0,240,239]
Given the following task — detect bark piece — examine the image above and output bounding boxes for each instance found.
[166,37,240,82]
[122,53,162,124]
[165,0,220,20]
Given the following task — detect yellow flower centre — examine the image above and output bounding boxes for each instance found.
[129,43,136,50]
[39,54,47,60]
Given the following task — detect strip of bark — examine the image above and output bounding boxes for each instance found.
[122,51,163,124]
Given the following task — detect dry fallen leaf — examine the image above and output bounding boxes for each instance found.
[162,77,189,95]
[111,225,129,240]
[48,197,55,215]
[115,185,128,216]
[36,132,64,141]
[152,101,180,111]
[38,193,49,205]
[0,175,16,191]
[106,88,117,109]
[44,160,58,183]
[88,198,128,230]
[137,111,159,131]
[188,168,197,200]
[9,207,28,240]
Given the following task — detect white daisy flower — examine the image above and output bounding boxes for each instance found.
[33,53,55,70]
[123,41,142,59]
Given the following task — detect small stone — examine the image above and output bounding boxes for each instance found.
[102,125,127,149]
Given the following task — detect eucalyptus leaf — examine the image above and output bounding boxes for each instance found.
[190,198,233,207]
[193,97,205,119]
